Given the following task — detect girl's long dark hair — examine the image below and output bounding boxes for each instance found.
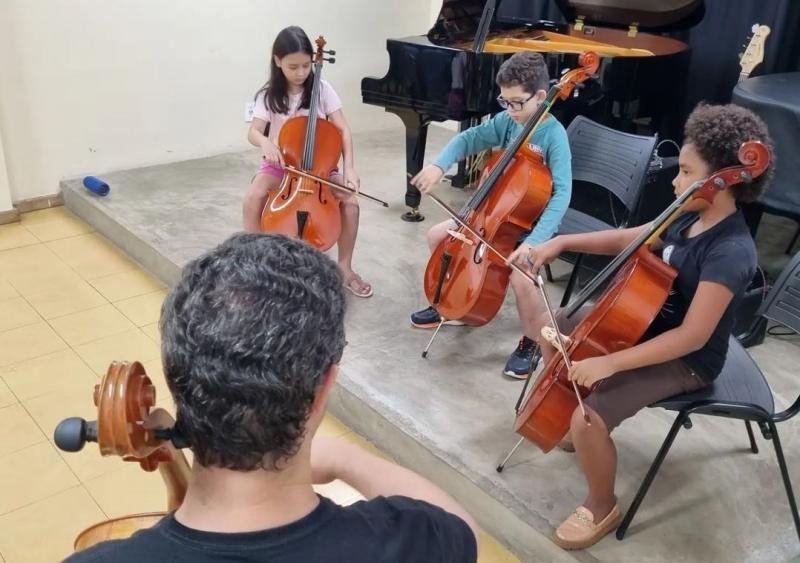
[255,26,314,115]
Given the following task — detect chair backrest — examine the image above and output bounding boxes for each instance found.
[567,116,657,224]
[757,250,800,334]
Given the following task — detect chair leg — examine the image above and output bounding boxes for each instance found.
[768,421,800,543]
[617,411,687,540]
[745,420,759,454]
[560,254,584,308]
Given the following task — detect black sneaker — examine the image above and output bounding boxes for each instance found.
[410,306,466,329]
[503,337,541,379]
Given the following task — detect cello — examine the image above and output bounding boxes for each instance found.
[421,53,599,340]
[259,36,389,250]
[54,361,189,551]
[505,140,772,456]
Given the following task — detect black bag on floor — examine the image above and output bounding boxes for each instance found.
[734,267,771,348]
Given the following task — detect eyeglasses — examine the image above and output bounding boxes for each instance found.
[496,93,535,111]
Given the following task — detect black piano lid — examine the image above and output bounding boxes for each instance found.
[428,0,487,44]
[554,0,704,31]
[428,0,705,44]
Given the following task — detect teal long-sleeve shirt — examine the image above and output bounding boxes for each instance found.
[431,112,572,246]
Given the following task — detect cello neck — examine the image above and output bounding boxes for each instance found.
[300,60,324,171]
[563,182,704,317]
[158,442,192,511]
[461,86,557,217]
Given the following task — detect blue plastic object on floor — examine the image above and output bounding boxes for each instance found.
[82,176,110,196]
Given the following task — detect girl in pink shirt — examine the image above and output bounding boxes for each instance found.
[244,26,372,298]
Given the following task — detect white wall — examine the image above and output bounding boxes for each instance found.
[0,0,431,201]
[0,130,13,212]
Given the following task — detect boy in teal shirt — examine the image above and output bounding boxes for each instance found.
[410,51,572,378]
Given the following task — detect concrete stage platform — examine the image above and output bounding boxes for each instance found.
[63,126,800,562]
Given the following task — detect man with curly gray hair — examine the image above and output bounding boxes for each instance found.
[67,233,478,563]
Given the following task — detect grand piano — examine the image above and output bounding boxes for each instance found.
[361,0,704,220]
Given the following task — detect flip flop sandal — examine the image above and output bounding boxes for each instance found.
[344,275,373,298]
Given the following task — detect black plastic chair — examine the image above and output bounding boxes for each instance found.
[548,116,657,307]
[616,250,800,543]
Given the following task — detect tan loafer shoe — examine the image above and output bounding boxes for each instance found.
[554,505,622,550]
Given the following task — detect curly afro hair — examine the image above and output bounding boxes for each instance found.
[496,52,549,94]
[160,233,346,471]
[684,103,774,203]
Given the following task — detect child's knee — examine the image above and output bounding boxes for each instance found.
[570,407,589,439]
[339,196,359,217]
[247,175,278,201]
[426,220,455,248]
[570,405,607,441]
[426,226,444,248]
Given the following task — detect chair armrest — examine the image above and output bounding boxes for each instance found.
[773,394,800,423]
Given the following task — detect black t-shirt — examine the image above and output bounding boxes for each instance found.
[64,495,477,563]
[647,210,756,382]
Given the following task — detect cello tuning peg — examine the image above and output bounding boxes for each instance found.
[54,417,98,452]
[324,49,336,55]
[326,57,336,64]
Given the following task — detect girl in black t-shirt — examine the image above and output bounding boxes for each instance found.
[518,103,773,550]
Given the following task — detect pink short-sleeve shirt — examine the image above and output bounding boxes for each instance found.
[252,79,343,144]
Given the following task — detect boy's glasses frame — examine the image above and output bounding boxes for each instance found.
[496,93,535,111]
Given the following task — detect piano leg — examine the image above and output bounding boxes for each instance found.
[448,118,481,189]
[393,108,430,222]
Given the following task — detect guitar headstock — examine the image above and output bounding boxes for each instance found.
[739,24,771,78]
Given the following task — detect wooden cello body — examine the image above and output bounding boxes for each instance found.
[513,141,772,452]
[423,52,599,326]
[260,36,342,250]
[54,361,190,552]
[514,246,675,451]
[424,147,551,324]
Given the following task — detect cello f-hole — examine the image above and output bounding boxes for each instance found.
[473,228,488,264]
[473,243,487,264]
[280,177,294,202]
[317,181,329,205]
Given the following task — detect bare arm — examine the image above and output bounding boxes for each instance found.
[558,222,653,256]
[248,118,283,166]
[312,437,479,544]
[248,118,269,147]
[569,281,735,387]
[520,222,655,272]
[327,109,355,171]
[612,281,733,370]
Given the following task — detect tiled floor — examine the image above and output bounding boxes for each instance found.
[0,207,519,563]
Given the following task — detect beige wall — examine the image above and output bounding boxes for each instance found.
[0,0,431,201]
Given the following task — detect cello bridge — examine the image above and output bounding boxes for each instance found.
[446,229,474,246]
